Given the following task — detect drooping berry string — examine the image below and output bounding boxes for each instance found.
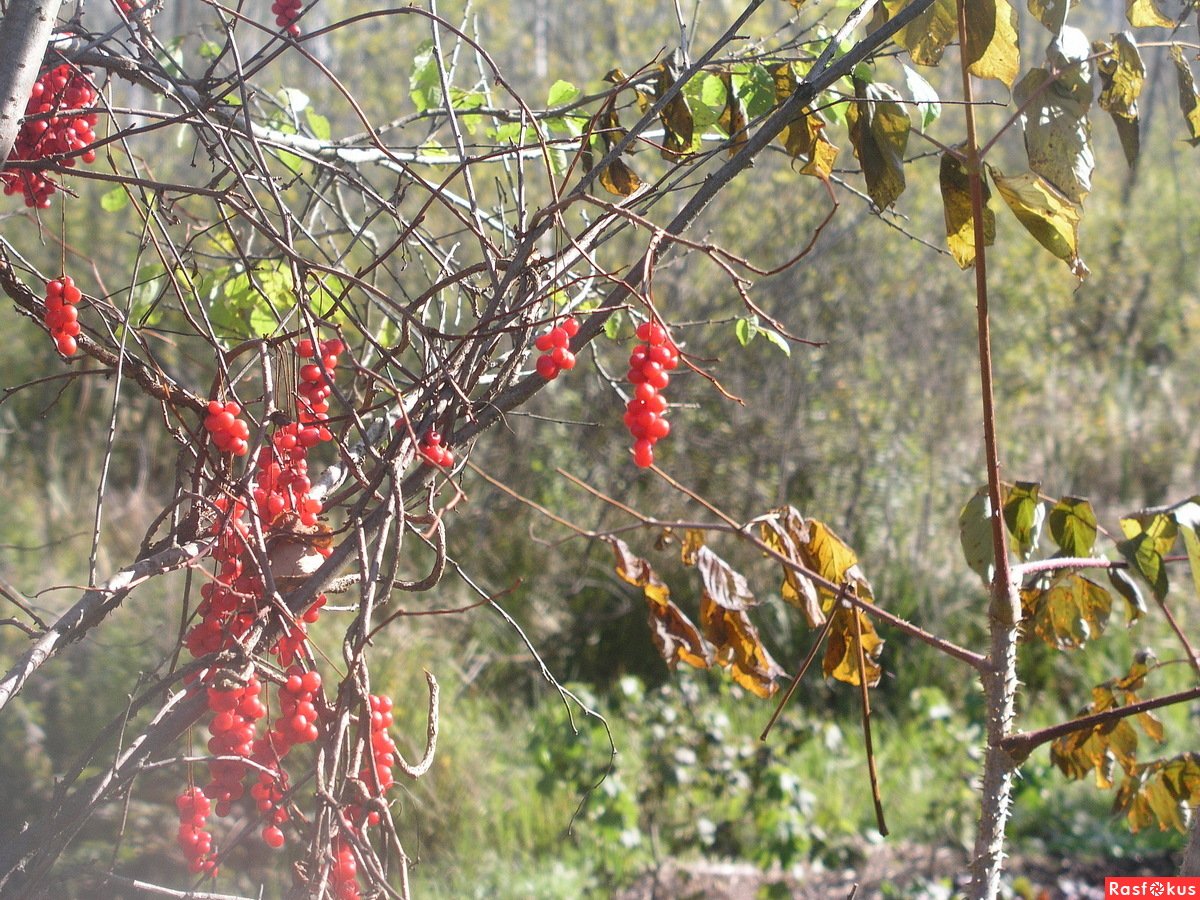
[624,320,679,468]
[2,64,99,209]
[43,275,83,356]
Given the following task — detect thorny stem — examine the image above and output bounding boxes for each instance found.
[957,0,1020,894]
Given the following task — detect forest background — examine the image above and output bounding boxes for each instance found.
[0,0,1198,896]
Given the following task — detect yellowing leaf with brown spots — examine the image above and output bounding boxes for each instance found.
[648,600,713,670]
[823,605,883,687]
[1116,753,1200,833]
[700,597,786,698]
[607,537,670,608]
[760,506,826,627]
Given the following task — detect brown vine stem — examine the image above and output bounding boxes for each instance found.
[854,604,888,836]
[999,685,1200,763]
[760,585,844,741]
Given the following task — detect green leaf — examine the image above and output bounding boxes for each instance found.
[1117,532,1168,601]
[939,149,995,269]
[735,316,758,346]
[547,79,579,107]
[960,487,997,586]
[603,310,624,340]
[1170,45,1200,146]
[305,108,331,141]
[100,187,129,212]
[902,65,941,131]
[760,328,792,357]
[732,63,775,118]
[846,79,910,210]
[1013,58,1094,206]
[198,40,222,60]
[409,39,443,113]
[1048,497,1097,557]
[989,167,1088,279]
[1170,500,1200,602]
[1003,481,1044,560]
[1108,567,1147,623]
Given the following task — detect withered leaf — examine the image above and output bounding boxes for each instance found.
[1115,753,1200,833]
[846,79,910,211]
[1021,572,1112,649]
[648,600,713,670]
[1171,45,1200,146]
[718,72,749,157]
[823,605,883,687]
[1094,33,1145,166]
[693,545,758,611]
[680,528,706,566]
[1013,61,1094,206]
[772,64,839,180]
[759,507,825,627]
[700,596,786,698]
[655,55,695,161]
[607,537,670,608]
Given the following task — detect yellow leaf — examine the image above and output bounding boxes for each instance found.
[823,606,883,686]
[1171,45,1200,146]
[964,0,1021,87]
[989,167,1087,279]
[648,601,712,670]
[1127,0,1175,28]
[940,150,995,269]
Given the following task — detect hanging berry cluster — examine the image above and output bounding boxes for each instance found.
[203,400,251,457]
[272,0,303,36]
[534,315,579,380]
[43,276,83,356]
[178,339,400,896]
[624,320,679,468]
[1,64,98,209]
[296,337,343,428]
[175,787,217,877]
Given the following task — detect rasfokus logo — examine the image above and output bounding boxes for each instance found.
[1106,878,1200,897]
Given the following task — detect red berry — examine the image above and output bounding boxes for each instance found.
[536,355,559,379]
[263,826,285,849]
[632,440,654,468]
[561,316,580,337]
[550,347,576,370]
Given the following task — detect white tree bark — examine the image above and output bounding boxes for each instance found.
[0,0,63,167]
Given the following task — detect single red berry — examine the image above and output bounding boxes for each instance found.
[536,355,559,379]
[632,440,654,468]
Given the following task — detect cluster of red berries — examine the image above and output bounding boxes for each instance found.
[624,321,679,468]
[418,429,455,468]
[534,316,580,380]
[176,787,218,878]
[43,276,83,356]
[331,839,360,900]
[296,337,343,426]
[204,400,251,457]
[203,676,268,818]
[2,65,98,208]
[272,0,303,36]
